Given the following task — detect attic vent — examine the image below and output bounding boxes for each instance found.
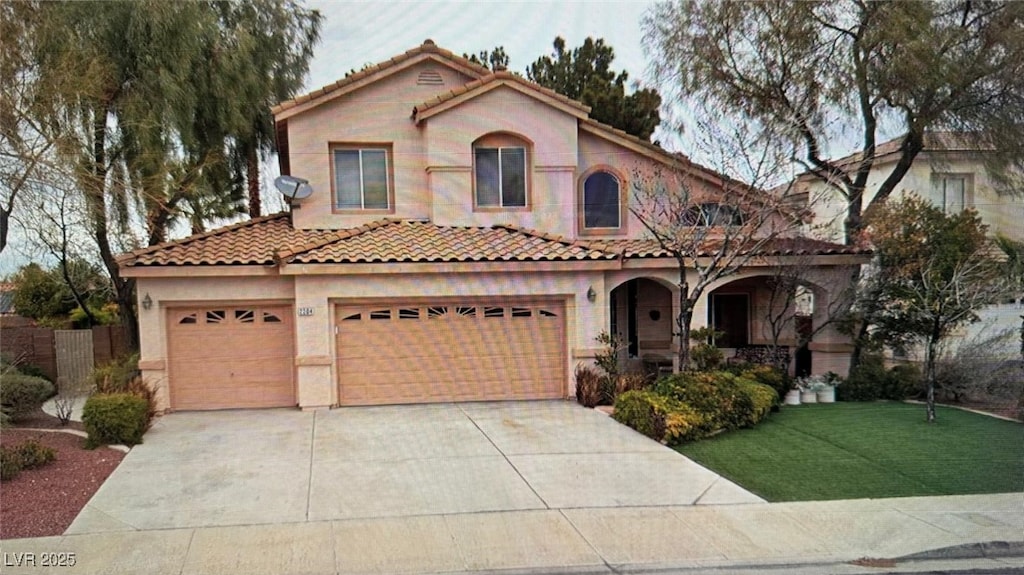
[417,69,444,85]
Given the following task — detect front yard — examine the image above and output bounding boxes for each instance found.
[676,402,1024,502]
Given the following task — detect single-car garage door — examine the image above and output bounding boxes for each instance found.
[336,300,565,405]
[168,305,295,410]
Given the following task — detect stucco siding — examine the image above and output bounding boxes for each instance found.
[287,63,476,230]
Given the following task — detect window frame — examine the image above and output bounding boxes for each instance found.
[682,202,745,227]
[933,173,972,214]
[329,143,395,214]
[579,166,627,236]
[472,133,531,212]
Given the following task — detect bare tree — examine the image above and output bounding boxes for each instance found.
[645,0,1024,245]
[630,120,804,371]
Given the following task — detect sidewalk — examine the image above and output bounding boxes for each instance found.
[2,492,1021,574]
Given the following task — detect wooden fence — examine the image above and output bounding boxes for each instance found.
[0,321,128,383]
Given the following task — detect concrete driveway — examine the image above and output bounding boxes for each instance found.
[67,401,761,533]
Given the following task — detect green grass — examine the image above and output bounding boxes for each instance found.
[675,402,1024,502]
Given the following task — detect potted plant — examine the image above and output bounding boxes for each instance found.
[783,383,802,405]
[815,372,841,403]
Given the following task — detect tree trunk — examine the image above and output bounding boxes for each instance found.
[247,143,260,218]
[844,184,865,246]
[676,264,693,372]
[85,102,139,351]
[0,207,9,254]
[924,334,939,423]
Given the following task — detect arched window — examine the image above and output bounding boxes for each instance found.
[583,171,621,229]
[682,203,745,226]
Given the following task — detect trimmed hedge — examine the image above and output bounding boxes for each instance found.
[1,373,55,423]
[653,371,780,432]
[82,393,149,448]
[613,390,705,445]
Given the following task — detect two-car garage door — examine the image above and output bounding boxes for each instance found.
[336,300,566,406]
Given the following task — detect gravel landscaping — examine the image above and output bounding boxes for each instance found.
[1,415,124,539]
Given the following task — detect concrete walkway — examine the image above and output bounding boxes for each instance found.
[2,493,1021,574]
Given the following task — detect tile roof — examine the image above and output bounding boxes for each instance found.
[119,212,868,270]
[272,40,491,115]
[802,131,996,176]
[286,220,617,264]
[592,237,869,259]
[117,213,337,267]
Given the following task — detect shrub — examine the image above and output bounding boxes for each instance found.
[89,353,140,393]
[82,393,149,448]
[839,355,919,402]
[737,380,778,427]
[615,372,649,397]
[689,327,724,372]
[0,446,22,480]
[653,371,756,433]
[887,363,923,399]
[740,364,790,401]
[613,390,705,444]
[0,373,56,422]
[575,364,603,408]
[16,439,56,469]
[934,329,1021,404]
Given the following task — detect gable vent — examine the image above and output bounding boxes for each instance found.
[417,69,444,85]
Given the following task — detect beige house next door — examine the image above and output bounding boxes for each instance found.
[167,305,295,410]
[336,299,566,405]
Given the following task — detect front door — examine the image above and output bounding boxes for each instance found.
[710,293,749,348]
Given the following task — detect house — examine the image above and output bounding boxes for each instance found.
[118,40,867,412]
[797,132,1024,356]
[798,132,1024,244]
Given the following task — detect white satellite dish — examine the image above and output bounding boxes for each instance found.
[273,175,313,200]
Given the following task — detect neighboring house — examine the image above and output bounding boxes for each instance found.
[798,132,1024,244]
[797,132,1024,355]
[118,41,867,412]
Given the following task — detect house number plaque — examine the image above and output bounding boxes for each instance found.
[297,307,314,317]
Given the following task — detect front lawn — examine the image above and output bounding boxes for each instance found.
[675,402,1024,502]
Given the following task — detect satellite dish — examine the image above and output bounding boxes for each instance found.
[274,175,313,200]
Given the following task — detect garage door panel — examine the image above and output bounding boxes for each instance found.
[168,305,294,410]
[337,300,565,406]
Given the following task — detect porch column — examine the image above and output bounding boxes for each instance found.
[807,278,854,377]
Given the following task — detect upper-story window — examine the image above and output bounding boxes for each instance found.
[474,134,529,209]
[682,203,745,226]
[934,174,970,214]
[332,145,391,211]
[582,170,622,230]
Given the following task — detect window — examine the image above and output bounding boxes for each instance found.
[683,203,745,227]
[583,171,621,229]
[333,148,389,210]
[934,174,968,213]
[475,146,526,207]
[710,293,749,348]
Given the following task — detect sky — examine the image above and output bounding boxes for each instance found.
[302,1,657,97]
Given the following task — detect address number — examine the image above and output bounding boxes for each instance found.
[297,307,314,317]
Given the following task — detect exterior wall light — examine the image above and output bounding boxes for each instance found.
[142,293,153,310]
[586,286,597,302]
